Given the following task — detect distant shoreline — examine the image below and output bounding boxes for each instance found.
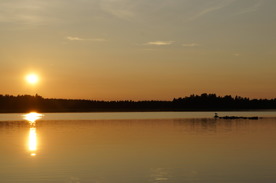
[1,109,276,114]
[1,93,276,113]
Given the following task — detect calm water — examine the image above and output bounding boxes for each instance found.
[1,112,276,183]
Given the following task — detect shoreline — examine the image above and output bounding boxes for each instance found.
[1,108,276,114]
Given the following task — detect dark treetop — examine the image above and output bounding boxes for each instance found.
[0,93,276,113]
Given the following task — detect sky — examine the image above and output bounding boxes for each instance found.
[1,0,276,100]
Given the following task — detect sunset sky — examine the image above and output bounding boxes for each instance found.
[1,0,275,100]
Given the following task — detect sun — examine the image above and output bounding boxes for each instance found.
[26,74,39,84]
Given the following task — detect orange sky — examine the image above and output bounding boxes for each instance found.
[1,0,276,100]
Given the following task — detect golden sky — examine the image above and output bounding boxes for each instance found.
[1,0,276,100]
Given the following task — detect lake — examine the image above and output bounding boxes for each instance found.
[0,112,276,183]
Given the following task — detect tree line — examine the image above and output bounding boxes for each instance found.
[0,93,276,113]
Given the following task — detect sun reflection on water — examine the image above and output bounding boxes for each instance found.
[23,112,43,156]
[23,112,43,126]
[29,127,37,156]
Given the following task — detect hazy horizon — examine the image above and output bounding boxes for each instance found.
[1,0,276,100]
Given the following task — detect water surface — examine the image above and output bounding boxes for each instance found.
[0,112,276,183]
[1,111,276,121]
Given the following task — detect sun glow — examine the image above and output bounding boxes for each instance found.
[23,112,43,125]
[26,74,39,84]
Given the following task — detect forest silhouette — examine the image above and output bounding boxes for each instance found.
[0,93,276,113]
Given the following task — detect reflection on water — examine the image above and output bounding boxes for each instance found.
[23,112,43,156]
[1,113,276,183]
[29,127,37,156]
[23,112,43,126]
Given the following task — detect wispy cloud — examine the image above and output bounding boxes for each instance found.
[100,0,136,21]
[91,38,107,42]
[235,0,263,15]
[146,41,174,46]
[0,1,54,25]
[66,36,106,42]
[184,0,265,22]
[66,36,84,41]
[233,53,241,57]
[186,0,236,21]
[182,43,199,47]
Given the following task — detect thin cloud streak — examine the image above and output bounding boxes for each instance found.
[182,43,199,47]
[66,36,84,41]
[146,41,174,46]
[66,36,106,42]
[100,0,136,21]
[0,0,55,25]
[235,0,264,15]
[186,0,237,22]
[186,0,265,22]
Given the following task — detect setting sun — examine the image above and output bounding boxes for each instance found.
[26,74,39,84]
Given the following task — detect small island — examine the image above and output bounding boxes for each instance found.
[214,113,259,120]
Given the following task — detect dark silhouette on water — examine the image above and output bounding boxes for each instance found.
[0,93,275,113]
[214,113,259,120]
